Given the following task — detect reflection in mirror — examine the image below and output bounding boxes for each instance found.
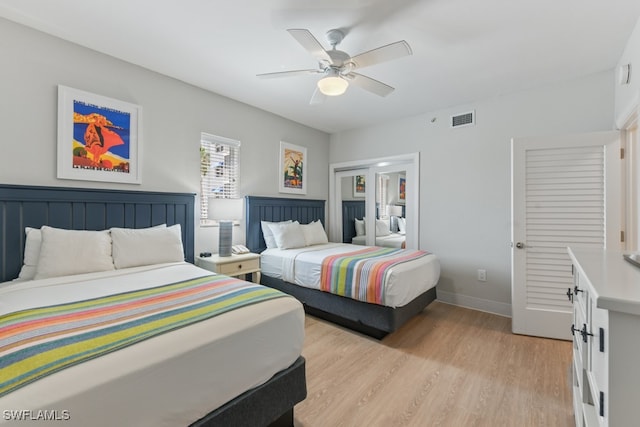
[375,173,406,248]
[341,175,367,245]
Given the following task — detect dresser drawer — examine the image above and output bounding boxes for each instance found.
[216,257,260,275]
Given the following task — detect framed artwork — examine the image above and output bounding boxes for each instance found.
[353,175,366,198]
[279,141,307,194]
[57,85,142,184]
[398,176,406,202]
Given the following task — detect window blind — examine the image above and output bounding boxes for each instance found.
[377,174,389,217]
[200,132,240,223]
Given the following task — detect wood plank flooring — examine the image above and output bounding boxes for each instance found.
[294,301,573,427]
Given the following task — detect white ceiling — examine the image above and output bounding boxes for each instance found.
[1,0,639,133]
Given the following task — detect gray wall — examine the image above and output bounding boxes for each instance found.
[0,18,330,255]
[330,71,616,315]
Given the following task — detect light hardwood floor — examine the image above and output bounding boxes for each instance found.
[294,301,573,427]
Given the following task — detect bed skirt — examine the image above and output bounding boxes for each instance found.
[261,275,437,339]
[190,356,306,427]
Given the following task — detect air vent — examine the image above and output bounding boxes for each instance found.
[451,111,475,128]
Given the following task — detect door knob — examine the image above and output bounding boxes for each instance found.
[515,242,525,249]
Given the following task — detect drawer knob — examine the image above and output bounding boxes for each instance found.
[566,287,573,302]
[238,264,242,269]
[574,286,584,295]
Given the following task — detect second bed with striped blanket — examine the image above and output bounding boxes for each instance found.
[319,246,431,305]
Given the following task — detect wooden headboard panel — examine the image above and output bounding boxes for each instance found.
[341,200,366,243]
[245,196,325,253]
[0,184,195,282]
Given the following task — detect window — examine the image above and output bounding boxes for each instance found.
[376,174,389,218]
[200,132,240,224]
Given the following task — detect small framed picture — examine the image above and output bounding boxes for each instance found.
[279,141,307,194]
[398,176,406,202]
[57,85,142,184]
[353,175,366,198]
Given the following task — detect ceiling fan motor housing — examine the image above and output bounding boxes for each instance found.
[326,50,352,70]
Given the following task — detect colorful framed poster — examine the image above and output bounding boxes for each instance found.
[353,175,366,198]
[398,176,406,202]
[57,85,142,184]
[279,141,307,194]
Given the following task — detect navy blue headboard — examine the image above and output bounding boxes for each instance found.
[0,184,195,282]
[245,196,325,253]
[342,200,366,243]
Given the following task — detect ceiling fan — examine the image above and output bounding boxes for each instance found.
[257,28,412,104]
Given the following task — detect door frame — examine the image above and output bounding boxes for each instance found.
[620,107,639,251]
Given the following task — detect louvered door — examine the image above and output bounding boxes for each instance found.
[511,131,621,339]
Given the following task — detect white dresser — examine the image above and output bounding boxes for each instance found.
[567,248,640,427]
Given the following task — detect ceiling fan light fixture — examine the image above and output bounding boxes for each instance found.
[317,73,348,96]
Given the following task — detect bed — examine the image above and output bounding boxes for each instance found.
[245,196,439,339]
[0,185,306,427]
[342,200,406,248]
[341,200,366,243]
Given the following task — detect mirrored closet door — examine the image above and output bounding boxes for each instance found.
[329,153,419,249]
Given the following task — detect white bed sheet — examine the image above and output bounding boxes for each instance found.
[261,243,440,308]
[0,262,304,427]
[351,233,405,248]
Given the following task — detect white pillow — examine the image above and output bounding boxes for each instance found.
[375,219,391,236]
[267,221,307,249]
[302,220,329,246]
[397,217,406,234]
[261,220,292,249]
[111,224,184,269]
[17,227,42,281]
[354,218,365,237]
[34,226,115,279]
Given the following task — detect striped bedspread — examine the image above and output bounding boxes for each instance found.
[320,246,430,305]
[0,275,285,397]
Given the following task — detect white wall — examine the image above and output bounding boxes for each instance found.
[615,16,640,126]
[330,71,616,315]
[0,18,330,255]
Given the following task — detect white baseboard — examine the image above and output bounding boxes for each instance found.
[436,290,512,318]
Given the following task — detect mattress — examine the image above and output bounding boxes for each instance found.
[0,262,304,427]
[351,233,405,248]
[261,243,440,308]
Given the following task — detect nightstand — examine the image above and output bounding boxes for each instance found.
[196,252,261,283]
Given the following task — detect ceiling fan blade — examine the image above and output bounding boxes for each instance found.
[256,69,321,79]
[309,87,327,105]
[347,73,395,97]
[350,40,412,69]
[287,29,332,63]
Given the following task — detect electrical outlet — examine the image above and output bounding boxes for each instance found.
[477,269,487,282]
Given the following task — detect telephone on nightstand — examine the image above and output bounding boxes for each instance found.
[232,245,250,255]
